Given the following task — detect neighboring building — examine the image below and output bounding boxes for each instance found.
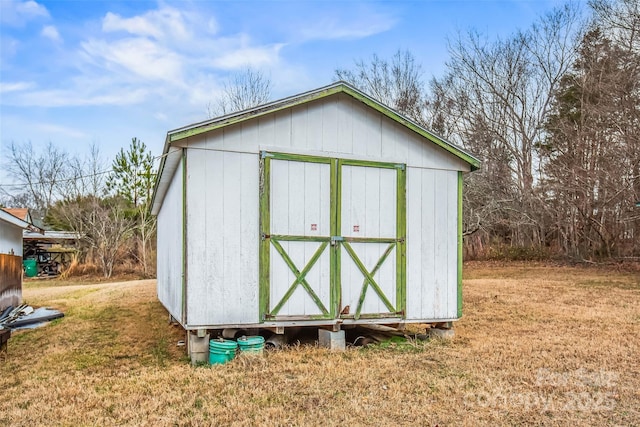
[0,209,40,311]
[151,82,480,339]
[23,230,79,276]
[2,208,32,224]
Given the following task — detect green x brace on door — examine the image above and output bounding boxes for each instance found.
[259,151,406,322]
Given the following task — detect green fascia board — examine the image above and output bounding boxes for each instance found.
[166,82,480,171]
[148,135,172,215]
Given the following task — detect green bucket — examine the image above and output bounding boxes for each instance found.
[237,335,265,355]
[23,259,37,278]
[209,339,238,365]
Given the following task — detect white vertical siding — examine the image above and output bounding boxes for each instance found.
[0,222,23,256]
[186,149,259,326]
[156,158,184,322]
[405,168,459,320]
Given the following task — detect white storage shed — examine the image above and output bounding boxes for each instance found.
[151,82,479,334]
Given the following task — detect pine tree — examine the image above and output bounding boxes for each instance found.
[106,137,155,208]
[106,137,157,277]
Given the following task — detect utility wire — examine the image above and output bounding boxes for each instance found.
[0,169,112,189]
[0,152,165,189]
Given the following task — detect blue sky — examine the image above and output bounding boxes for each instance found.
[0,0,571,173]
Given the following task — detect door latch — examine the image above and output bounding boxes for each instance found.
[330,236,344,246]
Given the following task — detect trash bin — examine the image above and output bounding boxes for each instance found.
[23,259,37,277]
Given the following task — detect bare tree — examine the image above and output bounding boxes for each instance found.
[433,3,583,249]
[336,50,427,125]
[64,143,108,199]
[4,141,70,222]
[208,68,272,117]
[590,0,640,53]
[134,204,157,278]
[48,195,135,278]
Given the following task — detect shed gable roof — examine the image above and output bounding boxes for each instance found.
[168,81,479,169]
[151,81,480,215]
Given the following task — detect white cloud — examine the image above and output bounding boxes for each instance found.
[102,7,190,42]
[41,25,62,43]
[81,37,183,82]
[0,81,35,93]
[1,4,292,112]
[211,44,285,70]
[20,0,47,17]
[206,17,218,34]
[0,0,49,26]
[154,112,168,122]
[8,85,150,107]
[0,36,20,58]
[35,122,87,139]
[296,10,396,41]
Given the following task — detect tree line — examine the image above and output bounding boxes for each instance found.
[1,138,156,278]
[337,0,639,261]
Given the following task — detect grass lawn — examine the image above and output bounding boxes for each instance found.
[1,264,638,426]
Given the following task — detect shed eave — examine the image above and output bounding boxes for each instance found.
[150,142,182,216]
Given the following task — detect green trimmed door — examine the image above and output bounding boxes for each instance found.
[260,152,405,321]
[338,160,406,319]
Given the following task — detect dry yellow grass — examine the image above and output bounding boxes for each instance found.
[1,264,638,426]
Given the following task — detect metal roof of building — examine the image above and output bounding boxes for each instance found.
[23,230,79,240]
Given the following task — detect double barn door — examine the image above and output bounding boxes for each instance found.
[259,152,406,321]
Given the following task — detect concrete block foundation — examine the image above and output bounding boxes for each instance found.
[318,329,345,351]
[188,332,210,364]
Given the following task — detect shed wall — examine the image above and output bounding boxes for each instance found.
[185,149,260,326]
[0,222,23,256]
[157,157,184,323]
[405,168,459,319]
